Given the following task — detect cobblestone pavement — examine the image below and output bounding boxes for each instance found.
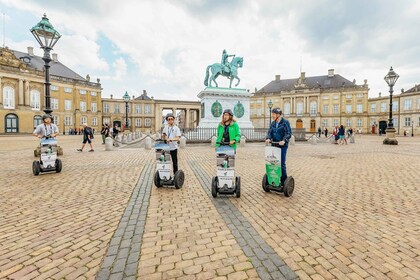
[0,135,419,279]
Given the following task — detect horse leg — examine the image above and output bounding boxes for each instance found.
[229,77,233,88]
[235,76,240,87]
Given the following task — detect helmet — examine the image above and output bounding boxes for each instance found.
[42,114,52,121]
[271,108,282,115]
[223,109,233,116]
[166,113,175,120]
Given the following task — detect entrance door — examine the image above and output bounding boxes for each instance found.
[379,121,387,134]
[5,114,19,133]
[296,119,303,129]
[113,120,122,129]
[310,120,316,133]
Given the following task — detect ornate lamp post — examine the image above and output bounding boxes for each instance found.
[383,67,399,145]
[30,14,61,116]
[123,91,130,131]
[267,99,273,128]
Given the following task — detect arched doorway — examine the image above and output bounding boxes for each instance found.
[113,120,122,129]
[310,120,316,133]
[5,114,19,133]
[379,121,387,135]
[296,119,303,129]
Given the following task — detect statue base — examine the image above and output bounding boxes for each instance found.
[383,127,398,145]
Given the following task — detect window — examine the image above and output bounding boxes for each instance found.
[64,87,72,93]
[51,98,59,110]
[392,103,398,112]
[103,118,110,126]
[322,119,328,127]
[333,104,339,114]
[371,103,376,113]
[284,103,291,116]
[30,90,41,110]
[91,91,97,96]
[405,117,411,127]
[418,99,420,109]
[53,115,59,126]
[91,102,97,112]
[145,104,151,114]
[114,104,120,113]
[80,101,86,111]
[381,102,387,112]
[65,100,72,111]
[296,102,303,116]
[265,119,270,127]
[418,117,420,126]
[310,102,317,115]
[393,118,398,128]
[404,99,412,110]
[64,116,72,126]
[81,116,87,124]
[51,85,59,91]
[103,103,109,113]
[256,100,262,103]
[357,119,362,127]
[323,105,329,114]
[3,86,15,109]
[322,95,329,100]
[346,94,352,99]
[34,115,42,128]
[79,89,87,95]
[346,104,352,113]
[145,118,151,127]
[136,118,142,127]
[357,93,364,98]
[92,117,97,126]
[370,118,376,126]
[136,104,142,114]
[346,119,351,127]
[357,104,363,113]
[127,119,131,126]
[333,95,339,100]
[333,119,338,126]
[257,108,262,115]
[265,107,270,115]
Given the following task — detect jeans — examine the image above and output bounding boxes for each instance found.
[280,146,288,185]
[170,149,178,173]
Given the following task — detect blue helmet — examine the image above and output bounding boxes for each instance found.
[271,108,282,115]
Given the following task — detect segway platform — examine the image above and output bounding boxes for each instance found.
[154,141,184,189]
[212,144,240,198]
[32,137,62,176]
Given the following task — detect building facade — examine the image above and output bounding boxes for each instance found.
[0,47,102,134]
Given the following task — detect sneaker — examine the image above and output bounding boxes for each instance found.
[77,149,83,152]
[89,149,94,152]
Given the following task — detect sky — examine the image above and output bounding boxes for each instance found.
[1,0,420,101]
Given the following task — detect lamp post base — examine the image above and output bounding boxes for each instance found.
[383,127,398,145]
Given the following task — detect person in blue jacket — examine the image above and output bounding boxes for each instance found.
[265,108,292,187]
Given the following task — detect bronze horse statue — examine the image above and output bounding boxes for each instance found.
[204,56,243,88]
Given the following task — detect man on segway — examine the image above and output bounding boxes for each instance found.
[162,113,181,173]
[33,114,59,139]
[265,108,292,188]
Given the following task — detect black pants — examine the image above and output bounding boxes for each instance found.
[170,149,178,173]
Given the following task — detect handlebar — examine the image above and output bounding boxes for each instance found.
[216,141,231,146]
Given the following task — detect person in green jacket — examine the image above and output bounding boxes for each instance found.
[216,109,241,150]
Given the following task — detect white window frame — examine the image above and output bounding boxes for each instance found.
[405,117,411,127]
[3,86,15,109]
[53,115,59,126]
[92,117,97,126]
[346,119,352,127]
[65,100,72,111]
[333,104,339,114]
[64,116,72,126]
[357,119,362,127]
[64,87,72,93]
[346,94,352,99]
[51,85,59,91]
[145,104,151,114]
[404,99,412,110]
[80,101,86,112]
[51,98,59,110]
[284,102,291,116]
[296,102,303,116]
[81,116,87,125]
[91,91,97,96]
[323,105,329,114]
[310,101,317,116]
[136,104,141,114]
[346,104,352,114]
[357,104,363,113]
[103,103,109,113]
[322,119,328,127]
[371,103,376,113]
[30,89,41,110]
[79,89,87,95]
[136,118,142,127]
[91,102,97,112]
[145,118,151,127]
[333,119,339,126]
[381,102,387,112]
[114,104,120,113]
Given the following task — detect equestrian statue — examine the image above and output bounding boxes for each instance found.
[204,49,243,88]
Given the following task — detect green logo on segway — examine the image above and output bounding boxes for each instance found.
[211,101,223,118]
[234,101,244,118]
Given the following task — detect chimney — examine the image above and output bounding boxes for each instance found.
[27,46,34,56]
[132,95,135,99]
[52,53,58,62]
[379,92,381,97]
[143,90,147,96]
[300,72,305,79]
[401,89,404,93]
[275,75,281,81]
[110,94,113,99]
[328,69,334,77]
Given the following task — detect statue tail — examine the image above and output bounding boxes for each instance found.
[204,65,211,86]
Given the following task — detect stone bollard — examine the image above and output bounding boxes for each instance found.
[240,135,246,147]
[310,135,317,145]
[127,133,132,142]
[145,137,152,150]
[289,135,295,145]
[350,135,355,143]
[211,136,217,146]
[180,136,187,149]
[122,135,127,144]
[156,132,161,140]
[105,137,114,151]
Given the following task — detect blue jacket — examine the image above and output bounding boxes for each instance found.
[266,118,292,146]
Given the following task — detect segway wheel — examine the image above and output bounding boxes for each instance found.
[235,176,241,198]
[211,176,218,198]
[154,171,162,188]
[32,161,41,176]
[284,176,295,197]
[262,174,270,192]
[174,170,185,189]
[55,159,62,173]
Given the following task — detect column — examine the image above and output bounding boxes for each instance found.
[186,109,190,129]
[303,96,306,114]
[317,95,320,114]
[18,79,24,106]
[25,80,30,106]
[0,76,2,105]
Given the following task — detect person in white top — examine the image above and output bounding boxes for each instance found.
[162,113,181,173]
[33,114,59,139]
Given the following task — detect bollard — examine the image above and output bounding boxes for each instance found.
[211,136,217,146]
[310,135,317,145]
[145,137,152,150]
[105,137,114,151]
[289,135,295,145]
[127,133,132,142]
[240,135,246,147]
[350,135,355,143]
[122,135,127,144]
[180,136,187,149]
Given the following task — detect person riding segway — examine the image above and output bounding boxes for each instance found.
[262,108,295,196]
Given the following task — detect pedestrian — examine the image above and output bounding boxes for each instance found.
[216,109,241,152]
[339,125,347,145]
[318,127,321,138]
[112,124,119,139]
[265,108,292,187]
[77,123,94,152]
[32,114,59,139]
[324,127,328,138]
[100,124,109,144]
[162,113,182,173]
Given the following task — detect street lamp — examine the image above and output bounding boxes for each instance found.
[267,99,273,128]
[412,120,414,137]
[383,66,399,145]
[123,91,130,131]
[30,14,61,116]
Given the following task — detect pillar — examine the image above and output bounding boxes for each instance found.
[25,80,30,106]
[186,109,190,129]
[18,79,24,106]
[0,76,2,105]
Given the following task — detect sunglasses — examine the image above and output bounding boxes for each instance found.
[167,118,174,121]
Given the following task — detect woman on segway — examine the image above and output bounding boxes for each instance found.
[216,109,241,150]
[265,108,292,187]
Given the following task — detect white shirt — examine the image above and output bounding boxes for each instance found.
[33,123,59,137]
[162,125,181,151]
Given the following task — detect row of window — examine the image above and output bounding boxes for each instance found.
[103,103,152,114]
[252,93,365,104]
[50,85,98,96]
[322,119,364,128]
[102,118,152,127]
[251,103,366,115]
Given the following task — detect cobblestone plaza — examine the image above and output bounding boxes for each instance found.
[0,135,419,279]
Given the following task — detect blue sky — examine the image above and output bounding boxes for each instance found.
[1,0,420,101]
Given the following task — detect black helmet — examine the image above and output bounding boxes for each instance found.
[271,108,282,115]
[223,109,233,116]
[42,114,52,121]
[166,113,175,120]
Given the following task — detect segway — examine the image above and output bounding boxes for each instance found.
[32,135,62,176]
[153,140,184,189]
[262,141,294,197]
[211,141,240,198]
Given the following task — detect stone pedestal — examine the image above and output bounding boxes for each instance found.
[350,135,355,143]
[383,127,398,145]
[180,136,187,149]
[145,137,152,150]
[211,136,217,146]
[289,135,295,145]
[105,137,114,151]
[240,135,246,147]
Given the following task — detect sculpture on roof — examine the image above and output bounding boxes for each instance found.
[204,49,243,88]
